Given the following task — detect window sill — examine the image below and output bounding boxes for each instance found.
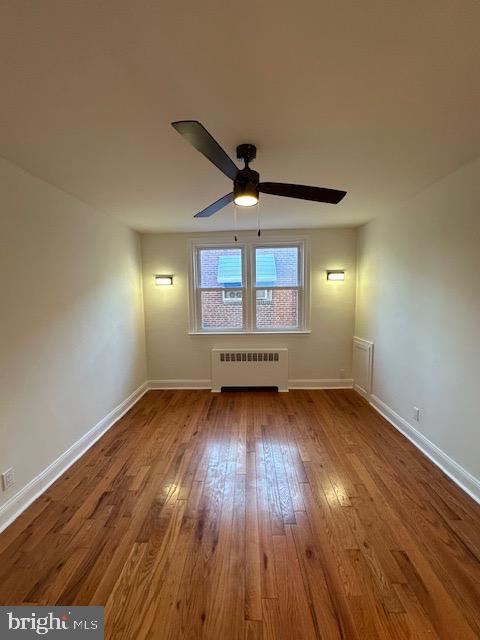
[189,330,311,336]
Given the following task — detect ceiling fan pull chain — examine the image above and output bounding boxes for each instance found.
[234,204,238,242]
[257,201,261,237]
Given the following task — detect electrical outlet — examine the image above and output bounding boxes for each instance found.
[339,368,345,379]
[412,406,421,422]
[1,467,15,491]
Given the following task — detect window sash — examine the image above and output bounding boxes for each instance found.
[196,286,246,331]
[193,245,246,332]
[196,246,245,289]
[252,286,302,331]
[253,245,303,287]
[251,243,303,331]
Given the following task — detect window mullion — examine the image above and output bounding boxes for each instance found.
[298,286,303,330]
[252,245,257,332]
[245,245,252,332]
[195,287,202,331]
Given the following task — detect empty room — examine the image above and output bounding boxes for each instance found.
[0,1,479,638]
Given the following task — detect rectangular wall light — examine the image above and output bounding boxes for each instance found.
[155,274,174,286]
[326,270,345,281]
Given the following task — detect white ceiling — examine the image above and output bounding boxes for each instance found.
[1,0,479,233]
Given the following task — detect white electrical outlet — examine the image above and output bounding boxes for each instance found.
[339,368,345,379]
[412,406,421,422]
[1,467,15,491]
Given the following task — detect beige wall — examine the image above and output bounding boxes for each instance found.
[141,228,357,384]
[0,157,147,510]
[355,155,480,480]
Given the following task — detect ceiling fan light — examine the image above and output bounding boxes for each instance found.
[234,194,258,207]
[233,180,259,207]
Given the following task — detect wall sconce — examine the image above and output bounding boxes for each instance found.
[155,274,174,286]
[326,270,345,281]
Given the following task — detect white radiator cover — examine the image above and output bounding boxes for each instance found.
[352,337,374,398]
[211,348,288,392]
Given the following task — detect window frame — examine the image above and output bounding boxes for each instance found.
[188,237,310,335]
[251,243,304,333]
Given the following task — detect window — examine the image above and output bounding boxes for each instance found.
[195,247,245,330]
[222,290,243,304]
[190,240,308,333]
[256,289,272,302]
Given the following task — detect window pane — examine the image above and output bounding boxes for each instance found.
[199,248,242,288]
[255,246,298,286]
[256,289,298,330]
[201,290,243,330]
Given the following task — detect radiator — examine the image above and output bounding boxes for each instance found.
[211,348,288,392]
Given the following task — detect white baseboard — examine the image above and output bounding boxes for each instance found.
[148,378,354,391]
[148,379,212,390]
[0,382,148,534]
[370,394,480,505]
[353,383,369,398]
[288,378,354,390]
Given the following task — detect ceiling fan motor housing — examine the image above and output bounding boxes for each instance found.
[234,167,259,203]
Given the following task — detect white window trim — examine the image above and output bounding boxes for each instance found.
[188,237,310,335]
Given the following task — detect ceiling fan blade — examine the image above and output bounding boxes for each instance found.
[259,182,346,204]
[172,120,239,181]
[194,192,234,218]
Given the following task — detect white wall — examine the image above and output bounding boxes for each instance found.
[0,157,147,512]
[355,156,480,485]
[141,228,356,385]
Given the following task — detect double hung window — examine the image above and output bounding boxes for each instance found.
[190,240,307,333]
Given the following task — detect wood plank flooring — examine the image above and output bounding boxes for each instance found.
[0,389,479,639]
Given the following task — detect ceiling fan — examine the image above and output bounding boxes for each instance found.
[171,120,347,218]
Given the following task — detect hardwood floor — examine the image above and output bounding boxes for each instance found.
[0,389,479,639]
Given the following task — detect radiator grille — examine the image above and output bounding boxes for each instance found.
[219,352,279,363]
